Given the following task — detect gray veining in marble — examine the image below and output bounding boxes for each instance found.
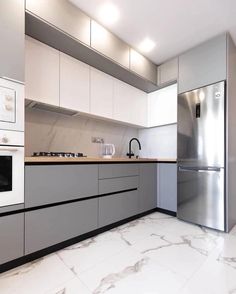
[93,257,149,294]
[25,108,139,157]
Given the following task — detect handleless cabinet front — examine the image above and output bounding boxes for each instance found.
[0,0,24,82]
[139,164,157,213]
[178,33,227,94]
[25,165,98,208]
[25,199,98,254]
[99,164,139,179]
[25,36,60,106]
[26,0,90,46]
[0,214,24,265]
[157,58,178,86]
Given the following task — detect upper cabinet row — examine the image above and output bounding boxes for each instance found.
[26,0,157,85]
[25,37,147,127]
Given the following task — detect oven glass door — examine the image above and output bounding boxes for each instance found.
[0,156,12,192]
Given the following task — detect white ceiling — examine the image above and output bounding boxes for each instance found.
[70,0,236,65]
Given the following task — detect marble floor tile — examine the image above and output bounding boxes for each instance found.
[78,247,186,294]
[0,254,74,294]
[57,230,131,275]
[45,277,92,294]
[0,212,235,294]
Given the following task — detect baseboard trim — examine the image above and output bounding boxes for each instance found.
[156,207,177,217]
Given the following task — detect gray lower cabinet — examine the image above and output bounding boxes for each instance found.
[178,33,227,94]
[0,214,24,265]
[25,165,98,207]
[98,190,139,227]
[0,0,24,82]
[25,199,98,254]
[139,164,157,213]
[99,176,139,194]
[99,164,139,179]
[157,163,177,212]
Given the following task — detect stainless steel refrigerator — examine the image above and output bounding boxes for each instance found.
[177,81,225,231]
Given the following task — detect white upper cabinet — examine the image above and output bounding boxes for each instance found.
[179,33,227,94]
[130,49,157,84]
[90,68,113,119]
[60,52,90,113]
[91,21,130,68]
[26,0,90,46]
[25,36,59,106]
[113,79,147,126]
[148,84,177,127]
[157,58,178,86]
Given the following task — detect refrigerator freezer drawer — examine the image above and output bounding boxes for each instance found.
[177,167,225,231]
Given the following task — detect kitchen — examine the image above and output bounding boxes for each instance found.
[0,0,236,293]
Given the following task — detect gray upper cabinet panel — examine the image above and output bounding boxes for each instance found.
[157,58,178,86]
[25,165,98,207]
[26,0,90,45]
[0,214,24,265]
[99,164,139,179]
[130,49,157,84]
[91,21,130,68]
[0,0,24,82]
[178,33,227,94]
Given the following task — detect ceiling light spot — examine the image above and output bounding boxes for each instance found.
[139,38,156,53]
[98,3,120,25]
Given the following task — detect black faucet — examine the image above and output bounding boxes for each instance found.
[126,138,141,158]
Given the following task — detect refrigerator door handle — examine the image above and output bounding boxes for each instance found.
[178,166,221,172]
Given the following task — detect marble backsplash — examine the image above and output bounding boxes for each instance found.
[25,108,139,157]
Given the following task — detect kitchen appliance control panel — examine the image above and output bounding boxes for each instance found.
[0,86,16,123]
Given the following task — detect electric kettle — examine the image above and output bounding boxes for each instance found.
[101,144,115,159]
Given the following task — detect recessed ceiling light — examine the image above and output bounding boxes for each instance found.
[139,38,156,53]
[98,3,120,25]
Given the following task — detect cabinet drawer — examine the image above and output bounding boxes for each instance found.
[99,176,139,194]
[25,165,98,207]
[99,164,139,179]
[98,190,139,227]
[25,199,98,254]
[0,214,24,265]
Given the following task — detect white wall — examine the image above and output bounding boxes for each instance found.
[138,124,177,158]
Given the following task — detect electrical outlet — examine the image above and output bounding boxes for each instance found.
[91,137,104,144]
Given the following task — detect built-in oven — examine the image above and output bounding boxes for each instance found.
[0,77,24,132]
[0,130,24,207]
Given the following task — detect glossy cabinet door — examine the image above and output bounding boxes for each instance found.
[26,0,90,45]
[25,36,59,106]
[91,21,130,68]
[179,33,227,94]
[148,83,177,127]
[130,49,157,84]
[157,163,177,212]
[157,58,178,86]
[90,67,113,119]
[113,79,148,126]
[0,0,24,82]
[0,214,24,265]
[60,52,90,113]
[25,199,98,254]
[139,164,157,213]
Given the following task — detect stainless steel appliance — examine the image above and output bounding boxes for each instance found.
[177,81,225,231]
[0,130,24,207]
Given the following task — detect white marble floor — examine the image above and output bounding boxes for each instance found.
[1,212,236,294]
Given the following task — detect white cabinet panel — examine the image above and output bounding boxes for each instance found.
[148,83,177,127]
[25,36,59,106]
[90,68,113,119]
[113,79,147,126]
[157,58,178,86]
[60,52,90,113]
